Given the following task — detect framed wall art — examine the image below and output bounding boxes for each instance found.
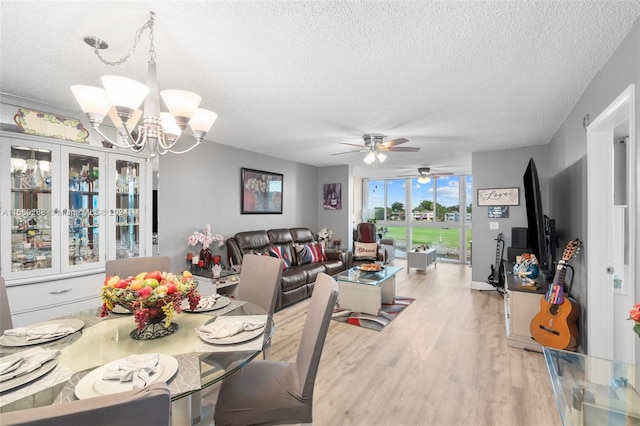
[477,187,519,206]
[488,206,509,218]
[323,183,342,210]
[241,168,283,214]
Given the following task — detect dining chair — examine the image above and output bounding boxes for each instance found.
[0,382,171,426]
[236,254,283,360]
[0,275,13,334]
[213,273,339,426]
[105,256,171,278]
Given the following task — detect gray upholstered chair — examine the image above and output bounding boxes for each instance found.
[0,382,171,426]
[0,275,13,334]
[213,273,339,426]
[105,256,171,278]
[236,254,283,359]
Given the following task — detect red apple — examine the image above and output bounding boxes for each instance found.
[116,280,129,289]
[166,283,177,294]
[144,270,163,282]
[138,287,152,299]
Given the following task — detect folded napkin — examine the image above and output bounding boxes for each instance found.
[0,347,60,382]
[195,294,221,310]
[196,320,265,340]
[102,353,159,389]
[4,324,75,341]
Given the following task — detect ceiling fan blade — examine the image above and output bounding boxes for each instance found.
[339,142,367,148]
[433,172,454,176]
[380,146,420,152]
[331,149,367,156]
[380,138,409,148]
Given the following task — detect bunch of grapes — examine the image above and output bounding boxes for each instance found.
[134,307,151,331]
[187,289,200,311]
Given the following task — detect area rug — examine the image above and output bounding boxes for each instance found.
[331,296,415,331]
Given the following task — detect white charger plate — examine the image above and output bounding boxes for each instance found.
[182,296,231,313]
[0,352,58,393]
[199,325,265,345]
[0,319,85,347]
[74,354,178,400]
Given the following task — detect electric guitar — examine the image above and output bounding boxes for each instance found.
[487,233,505,288]
[530,239,582,350]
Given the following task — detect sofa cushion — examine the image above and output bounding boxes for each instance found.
[298,262,327,283]
[354,242,378,260]
[235,230,271,253]
[322,258,345,275]
[281,269,308,292]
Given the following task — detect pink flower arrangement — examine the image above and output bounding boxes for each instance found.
[629,303,640,337]
[188,224,224,250]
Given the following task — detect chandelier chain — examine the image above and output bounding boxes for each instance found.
[93,11,156,66]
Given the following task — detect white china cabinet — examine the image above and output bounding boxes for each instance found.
[0,131,152,325]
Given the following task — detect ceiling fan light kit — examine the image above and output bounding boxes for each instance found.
[71,11,218,157]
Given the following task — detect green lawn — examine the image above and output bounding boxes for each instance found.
[384,226,471,249]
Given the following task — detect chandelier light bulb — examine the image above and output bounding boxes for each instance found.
[70,85,112,123]
[376,152,387,163]
[160,89,201,130]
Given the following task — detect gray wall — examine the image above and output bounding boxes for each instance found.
[471,145,549,284]
[158,141,320,269]
[546,17,640,354]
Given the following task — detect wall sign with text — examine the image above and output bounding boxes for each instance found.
[477,187,519,206]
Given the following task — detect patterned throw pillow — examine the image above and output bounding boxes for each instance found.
[295,243,325,265]
[268,246,292,270]
[353,242,378,260]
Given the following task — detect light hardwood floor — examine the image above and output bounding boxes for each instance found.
[202,260,561,425]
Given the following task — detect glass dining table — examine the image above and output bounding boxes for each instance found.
[0,299,273,425]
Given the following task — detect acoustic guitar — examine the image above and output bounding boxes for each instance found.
[529,239,582,350]
[487,233,505,288]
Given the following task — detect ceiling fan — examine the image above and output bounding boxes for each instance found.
[331,133,420,164]
[399,167,453,183]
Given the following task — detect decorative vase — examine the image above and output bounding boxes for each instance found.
[200,247,212,270]
[129,306,179,340]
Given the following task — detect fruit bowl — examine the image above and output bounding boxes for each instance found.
[100,270,200,339]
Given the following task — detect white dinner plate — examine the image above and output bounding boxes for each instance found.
[199,325,266,345]
[111,305,132,315]
[182,296,231,313]
[0,351,58,393]
[74,353,178,400]
[0,319,85,347]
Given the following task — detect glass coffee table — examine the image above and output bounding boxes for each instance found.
[334,266,402,315]
[543,347,640,425]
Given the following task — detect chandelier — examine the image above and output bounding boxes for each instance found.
[70,11,217,156]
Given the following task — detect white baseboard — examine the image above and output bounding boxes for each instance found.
[471,280,496,291]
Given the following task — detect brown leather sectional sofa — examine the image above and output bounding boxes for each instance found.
[226,227,347,311]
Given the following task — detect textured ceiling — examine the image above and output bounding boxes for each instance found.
[1,1,639,178]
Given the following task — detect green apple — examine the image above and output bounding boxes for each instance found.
[144,278,159,289]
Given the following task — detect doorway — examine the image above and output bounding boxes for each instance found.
[586,84,636,363]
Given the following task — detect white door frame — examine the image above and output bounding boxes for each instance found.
[586,84,636,362]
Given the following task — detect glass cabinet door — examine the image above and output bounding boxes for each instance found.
[111,157,142,259]
[4,140,61,278]
[61,148,105,271]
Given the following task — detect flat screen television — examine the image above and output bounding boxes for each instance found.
[523,158,553,282]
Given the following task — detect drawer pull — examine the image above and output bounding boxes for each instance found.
[50,288,72,295]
